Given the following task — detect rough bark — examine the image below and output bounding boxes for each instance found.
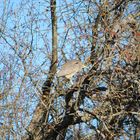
[24,0,58,139]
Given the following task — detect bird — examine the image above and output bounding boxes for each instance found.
[56,60,86,80]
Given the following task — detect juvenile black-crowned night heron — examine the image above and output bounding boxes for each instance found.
[56,60,86,80]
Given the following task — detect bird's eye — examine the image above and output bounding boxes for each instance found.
[75,62,79,64]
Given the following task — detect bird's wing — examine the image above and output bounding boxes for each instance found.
[56,60,85,77]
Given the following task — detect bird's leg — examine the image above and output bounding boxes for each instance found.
[69,79,74,85]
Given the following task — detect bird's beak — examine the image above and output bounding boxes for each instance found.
[82,64,87,68]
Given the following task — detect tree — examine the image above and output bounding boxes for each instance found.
[0,0,140,139]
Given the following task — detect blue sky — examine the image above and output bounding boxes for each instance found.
[0,0,139,139]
